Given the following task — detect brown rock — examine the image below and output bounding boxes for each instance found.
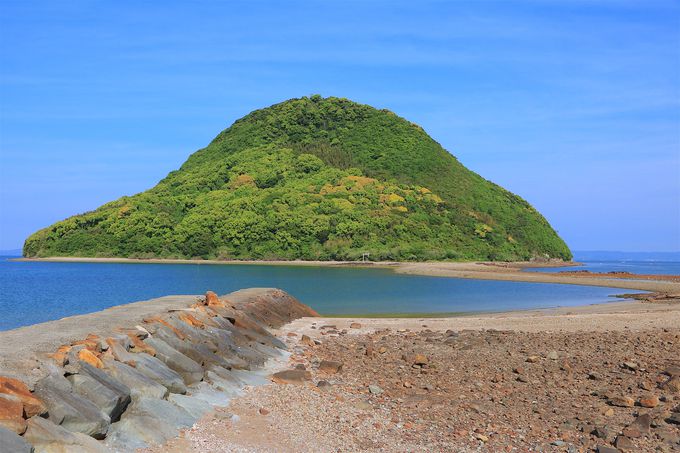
[317,380,332,391]
[638,394,659,408]
[50,345,71,366]
[412,353,428,366]
[300,335,315,347]
[622,413,650,438]
[663,365,680,377]
[638,381,652,391]
[127,334,156,355]
[77,349,103,369]
[596,446,619,453]
[608,396,635,408]
[178,312,212,329]
[71,338,100,353]
[621,361,638,371]
[272,369,311,384]
[378,346,387,354]
[259,407,270,415]
[0,376,47,417]
[350,322,362,329]
[0,394,26,434]
[286,332,298,337]
[614,435,635,452]
[319,360,343,374]
[526,355,540,363]
[662,376,680,393]
[205,290,220,306]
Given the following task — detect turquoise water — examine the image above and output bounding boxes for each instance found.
[0,257,630,331]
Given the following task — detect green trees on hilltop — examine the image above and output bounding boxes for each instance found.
[23,96,572,261]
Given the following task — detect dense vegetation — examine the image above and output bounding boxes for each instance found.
[24,96,572,261]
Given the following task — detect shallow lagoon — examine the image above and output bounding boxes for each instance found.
[0,257,633,331]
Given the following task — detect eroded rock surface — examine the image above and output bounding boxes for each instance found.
[0,288,317,451]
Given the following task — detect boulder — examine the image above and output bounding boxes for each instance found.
[105,414,178,451]
[128,353,187,394]
[167,394,212,420]
[0,425,33,453]
[105,397,196,451]
[102,358,167,401]
[33,375,110,439]
[152,326,235,370]
[105,337,137,366]
[0,393,26,434]
[23,416,109,453]
[229,369,269,387]
[0,376,47,417]
[185,382,233,407]
[123,396,196,428]
[77,350,103,369]
[143,338,204,384]
[66,372,128,422]
[203,371,241,396]
[76,361,131,417]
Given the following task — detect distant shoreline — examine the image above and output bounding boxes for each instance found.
[14,256,680,293]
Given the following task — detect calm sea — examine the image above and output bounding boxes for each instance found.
[525,260,680,275]
[0,257,635,331]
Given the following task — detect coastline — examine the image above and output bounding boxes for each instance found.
[2,292,676,386]
[147,297,680,452]
[1,288,678,451]
[15,256,680,293]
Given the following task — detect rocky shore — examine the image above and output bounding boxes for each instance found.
[1,288,678,452]
[0,288,318,452]
[146,301,680,453]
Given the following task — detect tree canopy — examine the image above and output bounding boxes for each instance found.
[24,96,572,261]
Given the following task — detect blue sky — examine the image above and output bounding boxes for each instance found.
[0,0,678,252]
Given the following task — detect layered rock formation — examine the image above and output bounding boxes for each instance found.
[0,288,318,452]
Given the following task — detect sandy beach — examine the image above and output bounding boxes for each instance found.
[16,257,680,293]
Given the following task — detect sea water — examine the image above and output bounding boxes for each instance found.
[0,257,634,331]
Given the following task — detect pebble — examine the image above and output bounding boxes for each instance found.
[368,385,384,395]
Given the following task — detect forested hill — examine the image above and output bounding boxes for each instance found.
[24,96,572,261]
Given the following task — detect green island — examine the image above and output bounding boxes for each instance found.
[24,96,571,262]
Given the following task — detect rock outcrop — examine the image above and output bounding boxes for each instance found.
[0,288,318,451]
